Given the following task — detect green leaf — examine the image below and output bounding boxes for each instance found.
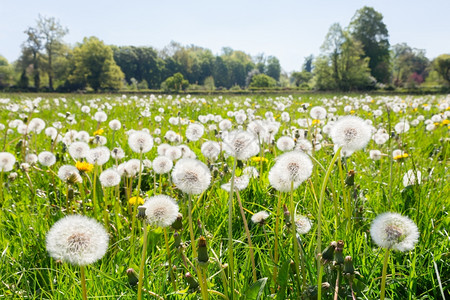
[277,261,290,300]
[244,277,267,300]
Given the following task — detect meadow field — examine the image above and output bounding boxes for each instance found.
[0,93,449,299]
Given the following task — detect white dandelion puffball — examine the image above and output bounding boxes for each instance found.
[222,130,259,161]
[251,211,270,225]
[268,151,313,192]
[402,170,422,187]
[25,153,38,165]
[165,146,182,161]
[369,150,383,160]
[152,156,173,174]
[219,119,232,131]
[99,169,121,187]
[94,111,108,122]
[128,131,153,153]
[109,119,121,131]
[276,136,295,152]
[394,121,410,134]
[86,147,110,166]
[111,147,125,160]
[57,165,82,183]
[221,175,250,192]
[295,215,312,235]
[0,152,16,172]
[330,116,372,152]
[38,151,56,167]
[370,212,419,252]
[141,195,179,227]
[68,141,90,159]
[201,141,221,161]
[243,166,259,178]
[295,139,313,155]
[46,215,109,266]
[172,158,211,195]
[185,123,205,141]
[310,106,327,120]
[28,118,46,133]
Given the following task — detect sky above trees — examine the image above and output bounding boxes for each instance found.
[1,0,449,72]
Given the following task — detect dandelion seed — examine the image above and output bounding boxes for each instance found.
[58,165,82,184]
[38,151,56,167]
[330,116,372,152]
[141,195,179,227]
[295,215,312,235]
[69,142,90,160]
[152,156,173,174]
[268,151,313,192]
[222,130,259,161]
[86,147,110,166]
[128,131,153,153]
[172,158,211,195]
[0,152,16,172]
[99,169,121,187]
[185,123,205,141]
[251,211,270,225]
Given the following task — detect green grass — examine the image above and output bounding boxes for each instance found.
[0,93,449,299]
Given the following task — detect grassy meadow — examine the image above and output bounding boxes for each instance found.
[0,93,449,299]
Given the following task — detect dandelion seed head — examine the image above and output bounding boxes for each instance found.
[251,211,270,225]
[0,152,16,172]
[141,195,179,227]
[330,116,372,152]
[86,147,110,166]
[99,169,121,187]
[128,131,153,153]
[38,151,56,167]
[172,158,211,195]
[152,156,173,174]
[68,141,90,159]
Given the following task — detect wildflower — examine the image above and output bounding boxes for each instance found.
[369,150,383,160]
[394,121,410,134]
[99,169,121,187]
[94,111,107,122]
[28,118,46,133]
[69,142,90,159]
[165,146,182,161]
[402,170,421,187]
[86,147,110,166]
[251,156,268,163]
[152,156,173,174]
[129,196,144,206]
[201,141,221,161]
[370,212,419,251]
[310,106,327,120]
[276,136,296,152]
[295,139,313,155]
[141,195,179,227]
[222,130,259,161]
[295,215,312,235]
[268,151,313,192]
[123,159,143,177]
[393,149,408,160]
[58,165,82,184]
[251,211,270,225]
[46,215,109,266]
[185,123,205,142]
[76,161,94,173]
[221,175,250,192]
[108,119,121,131]
[219,119,232,131]
[111,147,125,160]
[25,153,38,165]
[330,116,372,152]
[128,131,153,153]
[38,151,56,167]
[0,152,16,172]
[93,128,104,136]
[172,158,211,195]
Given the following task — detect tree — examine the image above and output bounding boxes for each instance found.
[161,72,189,92]
[391,43,430,87]
[69,37,124,91]
[37,15,68,90]
[20,27,42,89]
[266,56,281,81]
[349,6,390,83]
[315,23,373,91]
[249,74,277,88]
[302,55,314,73]
[433,54,450,85]
[291,71,312,87]
[0,56,14,88]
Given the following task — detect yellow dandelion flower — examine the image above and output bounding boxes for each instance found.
[312,119,320,125]
[413,108,418,112]
[129,196,144,205]
[251,156,268,163]
[76,161,94,172]
[350,110,355,114]
[442,119,450,125]
[93,128,104,135]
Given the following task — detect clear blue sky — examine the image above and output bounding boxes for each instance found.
[1,0,449,72]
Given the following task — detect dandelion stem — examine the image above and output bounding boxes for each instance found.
[163,227,177,291]
[235,190,257,282]
[289,180,301,292]
[317,147,341,300]
[380,248,390,300]
[80,265,87,300]
[227,157,237,299]
[188,194,197,258]
[131,151,144,259]
[273,191,282,286]
[137,221,149,300]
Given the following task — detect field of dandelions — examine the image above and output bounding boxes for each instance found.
[0,93,449,300]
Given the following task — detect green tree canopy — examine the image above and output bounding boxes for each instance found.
[0,55,14,88]
[249,73,277,88]
[161,72,189,92]
[433,54,450,85]
[391,43,429,87]
[69,37,124,91]
[349,6,391,83]
[315,23,373,91]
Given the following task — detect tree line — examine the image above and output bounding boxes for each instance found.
[0,8,449,92]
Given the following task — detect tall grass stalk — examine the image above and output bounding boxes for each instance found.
[227,157,237,298]
[380,248,390,300]
[130,151,143,259]
[137,221,149,300]
[289,180,301,291]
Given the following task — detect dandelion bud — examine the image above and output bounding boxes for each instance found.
[137,206,147,220]
[126,268,139,286]
[185,272,199,290]
[173,232,182,248]
[67,188,74,201]
[343,256,355,278]
[8,172,18,181]
[197,236,209,265]
[283,204,291,226]
[321,241,337,264]
[345,170,355,186]
[334,240,345,266]
[171,213,183,231]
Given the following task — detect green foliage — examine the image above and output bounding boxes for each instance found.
[203,76,215,91]
[249,73,277,88]
[433,54,450,85]
[0,55,14,88]
[266,56,281,82]
[161,72,189,92]
[349,6,391,83]
[69,37,124,91]
[315,23,373,91]
[291,71,313,87]
[391,43,430,87]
